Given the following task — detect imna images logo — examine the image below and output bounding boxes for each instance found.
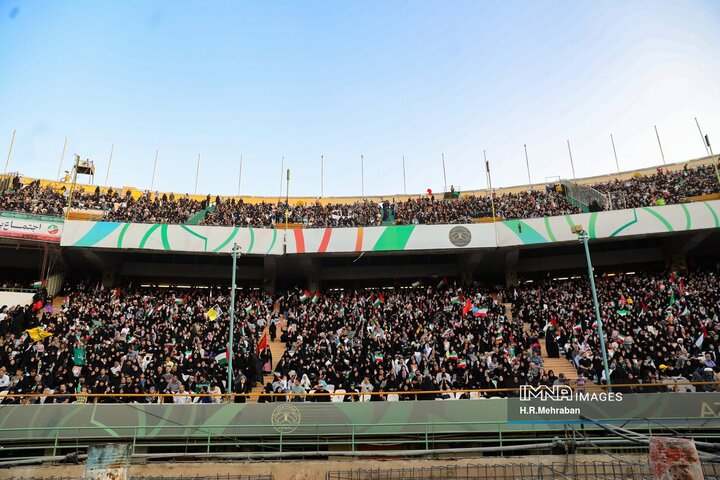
[520,385,623,402]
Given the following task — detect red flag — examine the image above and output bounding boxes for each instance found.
[462,299,472,316]
[256,331,268,353]
[31,300,43,312]
[641,301,648,312]
[679,279,684,296]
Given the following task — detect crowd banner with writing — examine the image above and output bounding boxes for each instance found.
[60,200,720,255]
[0,211,63,243]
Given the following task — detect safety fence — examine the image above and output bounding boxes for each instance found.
[325,461,720,480]
[1,380,718,404]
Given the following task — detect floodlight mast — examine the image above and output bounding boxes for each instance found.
[572,224,612,390]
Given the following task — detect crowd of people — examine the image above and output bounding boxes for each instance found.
[1,161,717,227]
[1,265,718,404]
[511,269,720,390]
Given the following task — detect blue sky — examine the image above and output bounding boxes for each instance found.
[1,1,719,198]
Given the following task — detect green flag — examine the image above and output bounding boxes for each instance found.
[73,347,86,366]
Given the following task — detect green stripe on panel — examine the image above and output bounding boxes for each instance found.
[588,212,598,239]
[680,204,691,231]
[117,223,131,248]
[705,202,720,228]
[180,225,208,251]
[372,225,415,251]
[266,228,277,254]
[502,220,547,245]
[641,207,674,232]
[138,224,161,249]
[609,209,638,238]
[543,217,557,243]
[212,227,239,253]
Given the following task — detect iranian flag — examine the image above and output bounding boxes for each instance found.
[617,334,627,343]
[256,331,268,353]
[164,340,176,349]
[473,307,488,317]
[127,336,137,344]
[441,328,452,338]
[448,351,458,361]
[457,359,467,369]
[573,323,582,332]
[300,290,311,302]
[184,350,193,359]
[496,333,504,343]
[245,304,253,314]
[543,318,558,332]
[215,349,229,366]
[312,292,322,304]
[373,353,383,363]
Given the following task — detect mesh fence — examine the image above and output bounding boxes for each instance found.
[325,461,720,480]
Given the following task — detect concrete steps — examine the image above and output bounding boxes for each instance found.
[538,338,597,389]
[249,301,287,402]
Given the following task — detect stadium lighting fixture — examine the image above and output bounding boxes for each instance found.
[571,224,612,390]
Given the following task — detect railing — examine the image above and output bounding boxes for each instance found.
[2,380,718,404]
[561,179,609,211]
[1,415,719,461]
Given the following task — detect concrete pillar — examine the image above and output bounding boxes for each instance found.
[101,270,118,288]
[457,252,484,284]
[299,257,321,292]
[669,254,687,272]
[505,250,519,287]
[263,257,277,294]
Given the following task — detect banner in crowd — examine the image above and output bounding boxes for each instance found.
[60,200,720,255]
[0,211,63,243]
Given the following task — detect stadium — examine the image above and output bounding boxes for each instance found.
[3,2,720,480]
[1,150,719,479]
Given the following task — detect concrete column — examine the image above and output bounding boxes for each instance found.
[263,257,277,294]
[505,250,519,287]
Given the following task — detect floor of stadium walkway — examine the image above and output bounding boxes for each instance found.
[0,454,650,480]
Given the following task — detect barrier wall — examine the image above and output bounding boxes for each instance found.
[60,200,720,255]
[0,394,717,441]
[0,211,63,243]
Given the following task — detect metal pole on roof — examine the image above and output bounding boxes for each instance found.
[4,129,16,174]
[104,144,114,185]
[237,154,243,196]
[278,156,284,204]
[695,117,710,156]
[402,155,407,195]
[194,153,201,194]
[57,137,68,181]
[523,144,532,190]
[610,134,620,173]
[654,125,666,165]
[150,149,159,191]
[567,139,576,179]
[484,150,495,220]
[361,155,365,198]
[442,153,448,192]
[320,155,324,198]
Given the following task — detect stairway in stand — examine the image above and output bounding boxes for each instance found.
[52,295,65,314]
[538,338,598,390]
[248,300,287,403]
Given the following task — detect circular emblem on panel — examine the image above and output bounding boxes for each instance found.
[271,404,301,433]
[448,226,471,247]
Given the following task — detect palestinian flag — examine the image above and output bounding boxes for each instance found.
[450,296,462,305]
[669,291,675,306]
[31,281,43,288]
[616,309,630,316]
[215,349,229,366]
[300,290,311,302]
[543,318,558,332]
[373,294,384,307]
[175,297,186,305]
[437,278,448,288]
[411,281,421,288]
[695,322,708,349]
[311,292,321,304]
[245,305,252,314]
[373,353,383,363]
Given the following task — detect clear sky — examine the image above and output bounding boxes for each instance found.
[1,1,719,198]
